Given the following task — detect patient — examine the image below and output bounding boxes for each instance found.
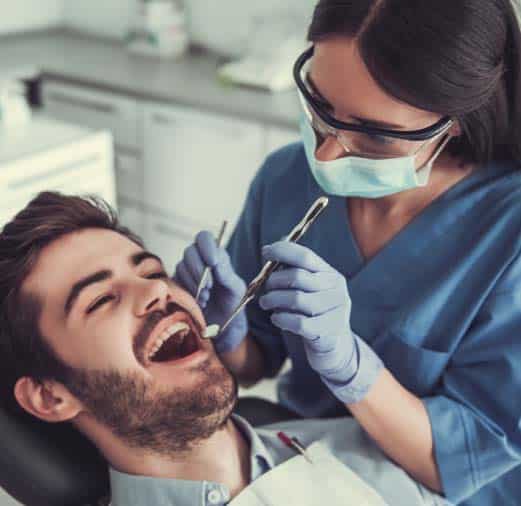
[0,192,444,506]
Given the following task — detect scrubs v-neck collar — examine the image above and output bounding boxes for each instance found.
[305,166,496,312]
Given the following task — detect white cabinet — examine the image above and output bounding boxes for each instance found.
[119,201,145,238]
[265,125,300,156]
[41,80,144,208]
[39,80,299,267]
[143,103,265,232]
[0,115,116,227]
[143,211,199,275]
[115,151,143,202]
[41,81,142,150]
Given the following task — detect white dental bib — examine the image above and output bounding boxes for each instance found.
[230,441,388,506]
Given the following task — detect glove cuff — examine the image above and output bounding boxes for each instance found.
[321,334,384,405]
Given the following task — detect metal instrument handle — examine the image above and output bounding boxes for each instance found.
[196,220,228,300]
[217,197,329,336]
[246,196,329,293]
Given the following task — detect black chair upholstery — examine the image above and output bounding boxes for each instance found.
[0,397,300,506]
[0,409,109,506]
[234,396,302,427]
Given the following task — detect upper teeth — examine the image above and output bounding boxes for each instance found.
[148,322,190,360]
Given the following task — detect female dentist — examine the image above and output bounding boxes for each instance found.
[175,1,521,504]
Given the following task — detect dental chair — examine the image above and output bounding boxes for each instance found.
[0,397,300,506]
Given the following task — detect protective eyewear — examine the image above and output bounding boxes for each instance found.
[294,46,455,159]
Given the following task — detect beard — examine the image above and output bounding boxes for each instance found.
[62,353,238,456]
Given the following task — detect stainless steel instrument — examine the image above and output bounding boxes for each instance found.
[215,196,329,337]
[195,220,228,301]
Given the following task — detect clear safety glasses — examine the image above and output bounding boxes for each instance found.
[294,46,455,160]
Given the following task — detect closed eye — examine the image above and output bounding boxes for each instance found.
[367,133,394,145]
[86,295,115,314]
[309,91,334,114]
[85,272,168,314]
[146,271,168,279]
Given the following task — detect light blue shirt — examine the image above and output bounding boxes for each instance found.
[227,144,521,505]
[109,415,273,506]
[109,414,442,506]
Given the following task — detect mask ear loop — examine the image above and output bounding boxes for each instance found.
[416,131,454,171]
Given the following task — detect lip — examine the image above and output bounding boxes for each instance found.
[143,311,203,367]
[147,348,208,371]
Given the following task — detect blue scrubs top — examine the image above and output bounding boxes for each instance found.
[228,144,521,505]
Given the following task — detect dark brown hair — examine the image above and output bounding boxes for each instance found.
[308,0,521,166]
[0,191,143,418]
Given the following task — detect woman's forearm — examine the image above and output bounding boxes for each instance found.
[349,368,443,493]
[219,334,266,387]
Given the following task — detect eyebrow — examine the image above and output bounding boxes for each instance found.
[64,251,163,317]
[131,251,162,267]
[305,73,406,130]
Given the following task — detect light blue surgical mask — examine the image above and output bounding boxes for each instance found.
[300,115,452,199]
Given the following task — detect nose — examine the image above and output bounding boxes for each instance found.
[134,277,171,317]
[315,135,346,162]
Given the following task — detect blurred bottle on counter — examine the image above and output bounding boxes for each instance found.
[126,0,188,59]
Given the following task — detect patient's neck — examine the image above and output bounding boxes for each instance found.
[91,417,251,498]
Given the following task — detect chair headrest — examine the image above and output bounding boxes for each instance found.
[0,396,301,505]
[0,407,109,506]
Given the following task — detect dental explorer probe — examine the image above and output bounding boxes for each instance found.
[202,197,329,340]
[195,220,228,301]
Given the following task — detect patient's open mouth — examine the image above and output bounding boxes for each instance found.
[148,319,200,364]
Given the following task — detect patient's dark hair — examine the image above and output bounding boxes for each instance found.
[0,191,143,419]
[308,0,521,165]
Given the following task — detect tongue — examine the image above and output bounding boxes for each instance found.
[153,335,185,363]
[152,332,197,363]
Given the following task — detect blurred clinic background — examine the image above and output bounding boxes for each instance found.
[2,2,520,505]
[0,3,323,503]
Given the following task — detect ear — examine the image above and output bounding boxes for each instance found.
[14,377,83,423]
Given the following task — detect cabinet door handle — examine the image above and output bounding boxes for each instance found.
[8,155,102,190]
[152,113,175,126]
[155,222,193,241]
[47,92,119,115]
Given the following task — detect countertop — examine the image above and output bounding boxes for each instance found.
[0,114,89,164]
[0,28,301,130]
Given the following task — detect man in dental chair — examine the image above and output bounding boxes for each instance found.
[0,192,444,506]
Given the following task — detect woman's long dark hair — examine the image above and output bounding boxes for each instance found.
[308,0,521,166]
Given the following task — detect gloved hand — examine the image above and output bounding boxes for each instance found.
[259,241,383,404]
[175,231,248,353]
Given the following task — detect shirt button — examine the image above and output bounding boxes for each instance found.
[207,489,223,505]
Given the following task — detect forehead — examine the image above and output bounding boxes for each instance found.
[22,228,142,299]
[310,37,437,127]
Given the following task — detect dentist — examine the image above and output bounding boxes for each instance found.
[176,1,521,504]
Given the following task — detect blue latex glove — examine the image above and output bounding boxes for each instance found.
[259,241,383,404]
[175,231,248,353]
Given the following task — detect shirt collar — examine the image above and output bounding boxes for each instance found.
[108,414,275,506]
[232,414,276,479]
[109,467,218,506]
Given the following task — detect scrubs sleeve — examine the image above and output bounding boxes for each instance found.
[423,265,521,503]
[227,164,288,377]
